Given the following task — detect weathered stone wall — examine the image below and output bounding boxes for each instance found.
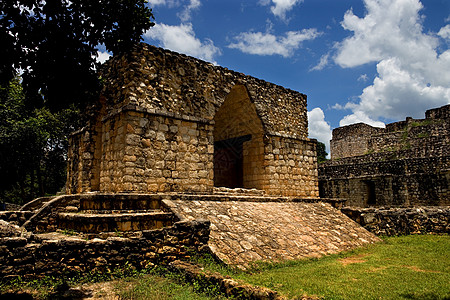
[341,206,450,236]
[67,126,95,194]
[99,108,214,193]
[263,136,318,197]
[330,104,450,160]
[0,219,210,277]
[100,44,308,138]
[321,104,449,207]
[331,123,384,159]
[320,156,449,207]
[67,43,317,197]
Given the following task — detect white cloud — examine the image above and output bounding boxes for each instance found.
[149,0,180,7]
[95,51,112,64]
[357,74,368,82]
[260,0,303,20]
[178,0,200,22]
[438,24,450,40]
[228,29,320,57]
[339,111,385,128]
[334,0,450,125]
[144,23,220,63]
[307,108,332,154]
[310,53,329,71]
[149,0,198,20]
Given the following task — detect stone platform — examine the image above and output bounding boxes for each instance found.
[164,199,380,267]
[2,192,380,270]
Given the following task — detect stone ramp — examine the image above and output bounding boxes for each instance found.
[165,200,380,267]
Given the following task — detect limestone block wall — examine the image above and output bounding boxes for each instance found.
[99,108,214,193]
[0,219,210,277]
[322,104,449,207]
[263,136,319,197]
[330,104,450,160]
[331,123,384,159]
[319,156,450,207]
[67,125,98,194]
[100,43,308,140]
[342,206,450,236]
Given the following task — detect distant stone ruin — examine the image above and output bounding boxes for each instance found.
[67,43,318,198]
[319,104,450,207]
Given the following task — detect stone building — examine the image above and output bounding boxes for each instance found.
[319,104,450,207]
[67,43,319,197]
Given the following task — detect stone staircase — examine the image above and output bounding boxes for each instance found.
[56,195,176,234]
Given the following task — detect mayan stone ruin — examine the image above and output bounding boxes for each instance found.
[319,104,450,207]
[11,43,436,278]
[66,43,319,197]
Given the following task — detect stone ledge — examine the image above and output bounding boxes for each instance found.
[102,104,215,124]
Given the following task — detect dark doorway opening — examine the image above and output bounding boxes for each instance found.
[364,180,376,206]
[214,135,251,188]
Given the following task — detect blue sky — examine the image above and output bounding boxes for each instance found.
[98,0,450,152]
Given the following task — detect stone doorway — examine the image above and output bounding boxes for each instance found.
[364,180,376,206]
[212,85,265,190]
[214,135,251,188]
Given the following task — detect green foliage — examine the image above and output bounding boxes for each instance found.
[1,0,154,111]
[0,78,81,204]
[0,0,155,204]
[316,141,328,163]
[417,132,430,138]
[410,119,432,127]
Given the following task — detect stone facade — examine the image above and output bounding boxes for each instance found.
[0,220,210,277]
[67,43,318,197]
[342,206,450,236]
[319,104,450,207]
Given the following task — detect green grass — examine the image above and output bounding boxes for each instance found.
[116,273,224,300]
[0,265,222,300]
[225,235,450,300]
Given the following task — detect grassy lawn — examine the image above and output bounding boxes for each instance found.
[0,268,222,300]
[113,273,225,300]
[227,235,450,300]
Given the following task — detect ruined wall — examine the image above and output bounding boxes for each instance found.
[67,124,98,194]
[0,219,210,277]
[320,104,450,207]
[99,108,214,193]
[100,44,308,139]
[263,136,318,197]
[67,43,317,197]
[330,104,450,160]
[342,206,450,236]
[331,123,384,159]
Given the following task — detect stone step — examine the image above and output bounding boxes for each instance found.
[78,209,162,214]
[213,187,266,196]
[80,195,163,211]
[57,210,176,233]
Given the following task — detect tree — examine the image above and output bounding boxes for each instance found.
[0,78,82,204]
[0,1,155,204]
[317,141,328,163]
[0,0,154,111]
